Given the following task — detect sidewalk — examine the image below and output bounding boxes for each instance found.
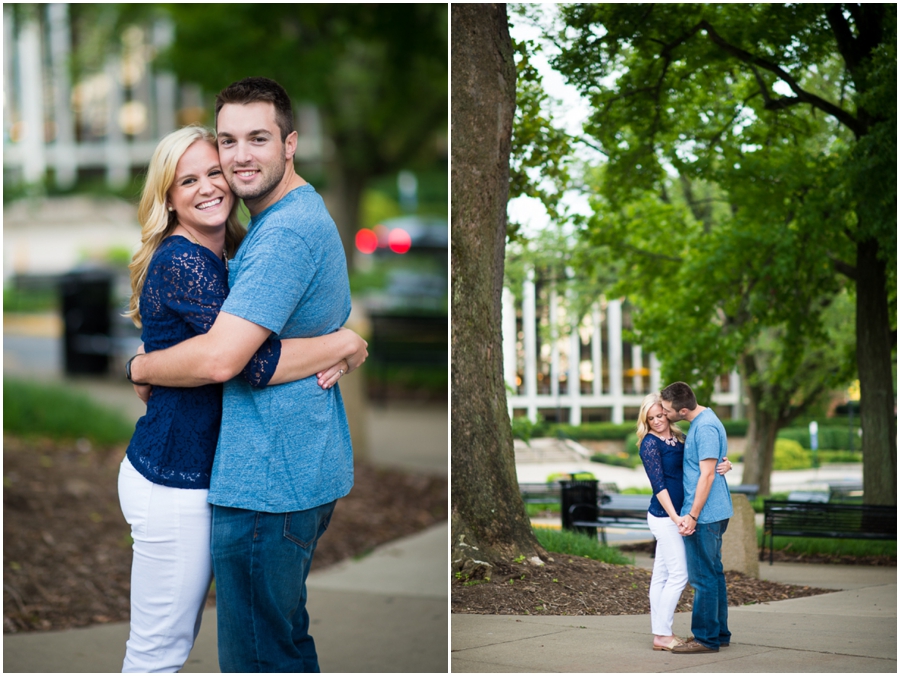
[3,326,449,672]
[453,560,897,673]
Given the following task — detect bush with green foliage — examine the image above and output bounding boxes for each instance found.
[4,378,134,446]
[589,452,641,469]
[772,438,812,470]
[776,426,861,450]
[533,526,633,564]
[550,421,636,440]
[510,414,548,442]
[546,471,595,483]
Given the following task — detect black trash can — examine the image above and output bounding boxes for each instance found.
[59,270,113,375]
[560,476,599,535]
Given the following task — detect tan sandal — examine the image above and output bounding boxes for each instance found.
[653,636,682,651]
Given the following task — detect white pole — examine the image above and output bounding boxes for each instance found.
[105,58,129,188]
[592,303,602,396]
[48,3,76,188]
[18,16,47,184]
[608,299,624,424]
[523,268,538,422]
[549,284,559,399]
[501,286,518,393]
[632,344,643,394]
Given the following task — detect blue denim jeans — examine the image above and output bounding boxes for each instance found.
[210,501,336,673]
[683,518,731,649]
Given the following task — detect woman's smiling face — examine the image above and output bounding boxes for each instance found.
[167,140,234,231]
[647,403,669,435]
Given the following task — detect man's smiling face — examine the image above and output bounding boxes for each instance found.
[216,101,289,203]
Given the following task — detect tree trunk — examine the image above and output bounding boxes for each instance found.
[855,237,897,506]
[322,162,366,271]
[450,3,545,577]
[738,369,778,496]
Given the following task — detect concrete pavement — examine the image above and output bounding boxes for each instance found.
[452,559,897,673]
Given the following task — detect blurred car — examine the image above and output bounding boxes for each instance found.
[353,216,447,396]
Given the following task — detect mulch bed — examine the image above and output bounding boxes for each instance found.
[452,554,835,616]
[3,434,447,634]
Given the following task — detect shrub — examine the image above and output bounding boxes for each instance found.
[777,425,861,450]
[550,422,635,440]
[511,414,548,442]
[546,471,596,483]
[4,378,134,446]
[772,438,812,470]
[590,453,641,469]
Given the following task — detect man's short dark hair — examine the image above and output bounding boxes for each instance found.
[660,381,697,412]
[215,77,294,142]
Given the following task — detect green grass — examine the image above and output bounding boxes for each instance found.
[4,287,59,313]
[756,528,896,558]
[3,377,134,446]
[533,526,633,565]
[525,501,560,516]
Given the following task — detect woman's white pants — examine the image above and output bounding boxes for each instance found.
[646,512,689,636]
[118,456,213,673]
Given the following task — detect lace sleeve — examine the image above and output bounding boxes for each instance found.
[241,338,282,388]
[157,245,227,336]
[639,436,668,496]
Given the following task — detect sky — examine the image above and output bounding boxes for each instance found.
[507,7,595,239]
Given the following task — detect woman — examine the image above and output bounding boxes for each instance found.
[118,125,366,673]
[636,392,732,651]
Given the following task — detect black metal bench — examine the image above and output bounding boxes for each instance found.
[569,494,652,546]
[761,500,897,565]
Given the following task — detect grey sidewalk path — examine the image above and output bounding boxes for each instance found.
[5,522,449,673]
[452,563,897,673]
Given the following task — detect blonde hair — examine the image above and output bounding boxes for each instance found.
[636,392,686,448]
[126,125,245,327]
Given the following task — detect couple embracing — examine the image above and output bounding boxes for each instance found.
[118,77,367,673]
[637,381,735,654]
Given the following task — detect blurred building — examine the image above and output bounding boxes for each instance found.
[503,272,743,424]
[3,4,325,192]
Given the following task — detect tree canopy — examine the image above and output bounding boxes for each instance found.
[511,3,895,501]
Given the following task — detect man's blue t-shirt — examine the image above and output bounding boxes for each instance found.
[681,408,733,523]
[208,184,353,513]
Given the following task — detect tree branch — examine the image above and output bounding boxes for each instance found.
[830,255,857,280]
[696,19,864,136]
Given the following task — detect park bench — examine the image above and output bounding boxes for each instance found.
[568,493,653,546]
[761,500,897,565]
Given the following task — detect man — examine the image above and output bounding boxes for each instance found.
[129,77,358,672]
[659,381,733,654]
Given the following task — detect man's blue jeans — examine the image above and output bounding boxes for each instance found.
[683,518,731,650]
[210,501,336,673]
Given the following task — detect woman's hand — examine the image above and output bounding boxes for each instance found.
[716,456,733,475]
[132,343,152,403]
[316,358,350,389]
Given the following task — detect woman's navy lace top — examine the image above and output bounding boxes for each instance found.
[639,434,685,518]
[126,236,282,489]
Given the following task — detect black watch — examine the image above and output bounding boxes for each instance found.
[125,355,148,385]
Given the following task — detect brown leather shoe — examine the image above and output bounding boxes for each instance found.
[686,635,729,648]
[671,640,718,654]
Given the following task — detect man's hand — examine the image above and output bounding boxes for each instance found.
[340,328,368,372]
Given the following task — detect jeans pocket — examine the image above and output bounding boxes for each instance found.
[282,503,334,549]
